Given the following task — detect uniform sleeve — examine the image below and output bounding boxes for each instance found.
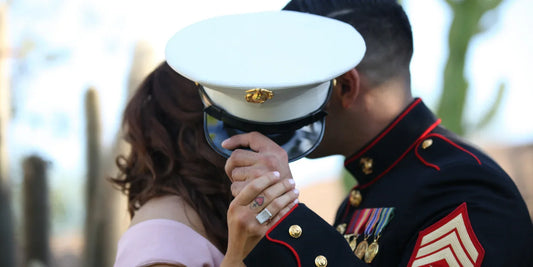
[244,204,366,267]
[114,219,224,267]
[402,145,533,267]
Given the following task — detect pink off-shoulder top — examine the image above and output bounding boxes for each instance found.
[114,219,224,267]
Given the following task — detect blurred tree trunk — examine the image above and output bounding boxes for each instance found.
[101,40,158,259]
[0,3,15,267]
[83,88,110,267]
[23,156,50,267]
[437,0,505,135]
[0,183,14,267]
[83,41,156,267]
[126,41,157,98]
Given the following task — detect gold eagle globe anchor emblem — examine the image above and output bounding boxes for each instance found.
[360,157,374,175]
[245,88,273,103]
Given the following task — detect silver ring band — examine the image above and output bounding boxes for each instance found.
[256,208,273,224]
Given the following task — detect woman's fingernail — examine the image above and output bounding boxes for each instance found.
[293,188,299,195]
[273,171,280,178]
[288,179,295,185]
[294,199,299,204]
[221,139,229,147]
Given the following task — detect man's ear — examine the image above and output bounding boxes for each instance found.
[336,68,360,109]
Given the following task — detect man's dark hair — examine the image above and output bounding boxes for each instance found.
[284,0,413,86]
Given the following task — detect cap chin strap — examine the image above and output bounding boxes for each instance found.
[198,83,332,135]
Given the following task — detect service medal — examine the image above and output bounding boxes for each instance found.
[364,207,395,263]
[354,239,368,259]
[364,240,379,263]
[349,236,358,251]
[355,208,381,259]
[343,209,372,252]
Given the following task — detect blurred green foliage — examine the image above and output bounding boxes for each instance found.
[437,0,506,135]
[342,168,357,194]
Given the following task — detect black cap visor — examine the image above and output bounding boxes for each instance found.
[199,84,331,162]
[204,113,325,162]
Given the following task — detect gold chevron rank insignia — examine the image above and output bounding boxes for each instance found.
[408,203,485,267]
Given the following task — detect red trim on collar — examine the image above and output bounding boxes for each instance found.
[265,203,301,267]
[354,119,441,190]
[345,98,422,165]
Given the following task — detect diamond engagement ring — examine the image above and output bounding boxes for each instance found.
[256,208,273,224]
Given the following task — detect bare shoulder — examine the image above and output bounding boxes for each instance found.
[147,264,186,267]
[130,195,207,237]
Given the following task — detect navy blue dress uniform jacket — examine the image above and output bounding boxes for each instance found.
[244,99,533,266]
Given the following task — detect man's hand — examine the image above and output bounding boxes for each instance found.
[222,131,293,196]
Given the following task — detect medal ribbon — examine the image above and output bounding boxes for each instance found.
[373,207,395,239]
[346,209,361,234]
[363,208,382,237]
[349,208,372,235]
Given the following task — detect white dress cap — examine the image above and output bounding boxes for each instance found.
[165,10,366,123]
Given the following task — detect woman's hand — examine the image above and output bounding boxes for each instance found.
[221,171,299,267]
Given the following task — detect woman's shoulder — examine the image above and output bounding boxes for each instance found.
[114,195,224,267]
[130,195,205,233]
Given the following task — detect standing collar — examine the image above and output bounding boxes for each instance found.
[344,98,440,189]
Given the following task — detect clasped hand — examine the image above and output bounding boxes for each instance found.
[220,132,299,266]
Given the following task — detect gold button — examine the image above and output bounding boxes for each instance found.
[360,157,373,175]
[315,255,327,267]
[289,225,302,238]
[422,139,433,149]
[349,189,362,207]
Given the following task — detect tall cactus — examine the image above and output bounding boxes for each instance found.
[23,156,50,267]
[83,87,106,267]
[83,41,156,267]
[0,183,14,267]
[103,40,157,256]
[437,0,506,135]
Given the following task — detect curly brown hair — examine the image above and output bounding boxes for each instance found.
[110,62,232,252]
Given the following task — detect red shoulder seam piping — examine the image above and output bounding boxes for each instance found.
[415,138,441,171]
[426,133,482,165]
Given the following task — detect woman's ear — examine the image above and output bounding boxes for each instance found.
[336,68,360,109]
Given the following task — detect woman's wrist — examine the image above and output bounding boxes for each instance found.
[220,257,246,267]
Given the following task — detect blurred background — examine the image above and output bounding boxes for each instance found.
[1,0,532,266]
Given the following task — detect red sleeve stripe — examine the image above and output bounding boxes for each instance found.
[265,203,301,267]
